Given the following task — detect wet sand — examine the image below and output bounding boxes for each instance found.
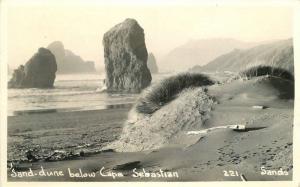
[8,106,131,162]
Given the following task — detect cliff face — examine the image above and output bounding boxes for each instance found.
[147,53,159,74]
[47,41,96,74]
[103,18,152,93]
[8,48,57,88]
[191,39,293,75]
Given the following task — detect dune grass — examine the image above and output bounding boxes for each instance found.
[239,65,294,82]
[135,73,214,114]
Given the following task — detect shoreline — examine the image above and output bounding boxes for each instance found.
[8,103,133,117]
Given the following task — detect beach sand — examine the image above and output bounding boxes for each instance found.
[7,76,293,181]
[8,106,131,162]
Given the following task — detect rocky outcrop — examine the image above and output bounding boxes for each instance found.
[8,48,57,88]
[47,41,65,63]
[147,53,159,74]
[103,18,152,93]
[47,41,96,74]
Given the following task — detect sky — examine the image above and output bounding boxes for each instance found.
[5,2,293,70]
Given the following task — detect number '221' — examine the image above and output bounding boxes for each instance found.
[223,170,239,177]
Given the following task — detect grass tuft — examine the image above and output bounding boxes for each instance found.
[135,73,214,114]
[239,65,294,81]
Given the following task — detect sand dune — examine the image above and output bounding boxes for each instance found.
[106,87,215,152]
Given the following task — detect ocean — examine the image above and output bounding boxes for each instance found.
[8,73,169,116]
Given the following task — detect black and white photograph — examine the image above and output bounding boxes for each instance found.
[0,0,297,183]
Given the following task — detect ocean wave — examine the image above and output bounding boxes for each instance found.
[96,85,107,93]
[8,89,102,98]
[55,79,103,83]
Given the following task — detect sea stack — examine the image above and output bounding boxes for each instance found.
[147,53,159,74]
[103,18,152,93]
[47,41,96,74]
[8,48,57,88]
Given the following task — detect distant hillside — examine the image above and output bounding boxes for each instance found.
[190,39,293,74]
[161,38,259,71]
[47,41,96,74]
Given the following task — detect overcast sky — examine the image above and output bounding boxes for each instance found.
[6,2,293,70]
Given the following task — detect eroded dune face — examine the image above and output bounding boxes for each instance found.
[106,87,215,152]
[106,74,293,156]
